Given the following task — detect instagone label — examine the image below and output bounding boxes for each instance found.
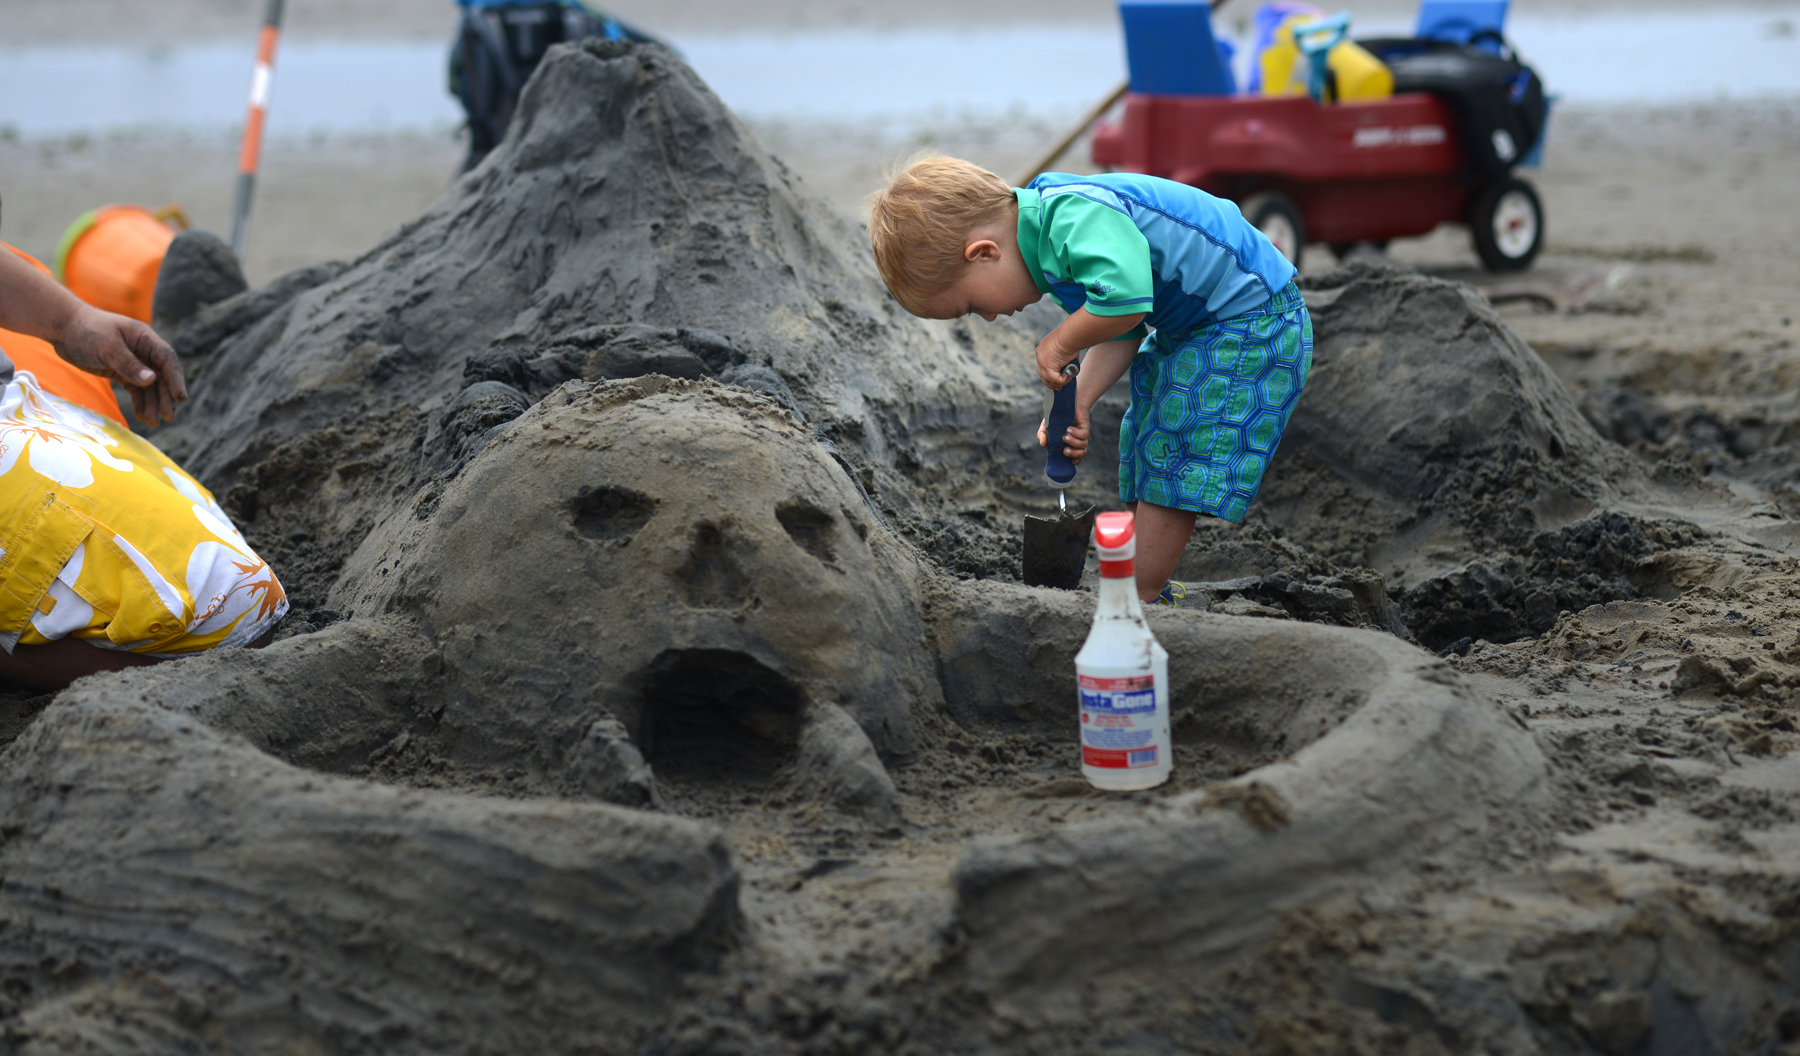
[1079,673,1159,769]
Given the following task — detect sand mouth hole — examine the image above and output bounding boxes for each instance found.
[776,503,836,565]
[636,649,801,784]
[571,486,657,543]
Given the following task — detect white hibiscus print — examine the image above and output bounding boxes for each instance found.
[166,469,288,639]
[0,374,133,488]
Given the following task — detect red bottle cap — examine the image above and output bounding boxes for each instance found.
[1094,511,1134,550]
[1094,511,1136,577]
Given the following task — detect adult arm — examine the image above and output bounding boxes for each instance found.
[1037,335,1139,463]
[0,244,187,425]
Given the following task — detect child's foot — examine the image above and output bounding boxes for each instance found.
[1155,581,1187,608]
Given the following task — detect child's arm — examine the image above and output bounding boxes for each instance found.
[1035,308,1146,388]
[0,244,187,425]
[1037,336,1139,463]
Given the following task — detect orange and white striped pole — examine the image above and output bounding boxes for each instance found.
[230,0,286,259]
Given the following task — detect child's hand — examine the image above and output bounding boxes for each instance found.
[1036,405,1091,464]
[1034,309,1144,388]
[1035,331,1080,389]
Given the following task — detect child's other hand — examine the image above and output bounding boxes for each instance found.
[1036,406,1091,464]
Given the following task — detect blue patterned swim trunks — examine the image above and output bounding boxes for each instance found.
[1118,280,1312,523]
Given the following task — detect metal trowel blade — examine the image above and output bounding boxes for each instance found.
[1022,503,1096,590]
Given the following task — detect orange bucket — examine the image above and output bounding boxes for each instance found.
[0,242,128,425]
[54,204,189,323]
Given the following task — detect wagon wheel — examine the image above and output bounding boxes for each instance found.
[1470,178,1544,272]
[1239,192,1306,267]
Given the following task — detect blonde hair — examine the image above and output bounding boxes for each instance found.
[865,153,1017,316]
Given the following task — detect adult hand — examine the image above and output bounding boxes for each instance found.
[1036,402,1091,464]
[52,305,187,427]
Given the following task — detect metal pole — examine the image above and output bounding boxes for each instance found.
[1013,81,1129,188]
[230,0,286,260]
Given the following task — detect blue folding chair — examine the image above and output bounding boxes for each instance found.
[1414,0,1509,53]
[1118,1,1237,96]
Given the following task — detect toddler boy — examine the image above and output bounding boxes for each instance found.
[867,155,1311,603]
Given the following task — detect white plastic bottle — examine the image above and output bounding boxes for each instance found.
[1076,510,1172,791]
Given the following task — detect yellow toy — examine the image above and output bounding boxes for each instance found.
[1259,11,1394,102]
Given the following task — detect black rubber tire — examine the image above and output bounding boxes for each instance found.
[1239,192,1306,267]
[1330,240,1390,261]
[1469,177,1544,272]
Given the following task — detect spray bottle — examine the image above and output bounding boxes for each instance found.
[1076,510,1172,791]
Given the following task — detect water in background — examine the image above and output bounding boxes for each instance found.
[1,10,1796,139]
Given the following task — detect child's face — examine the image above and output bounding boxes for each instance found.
[917,236,1042,322]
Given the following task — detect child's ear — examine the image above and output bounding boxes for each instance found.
[964,239,1003,264]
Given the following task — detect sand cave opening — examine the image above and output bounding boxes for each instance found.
[635,648,803,785]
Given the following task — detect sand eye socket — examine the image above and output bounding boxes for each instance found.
[776,503,836,565]
[570,486,657,544]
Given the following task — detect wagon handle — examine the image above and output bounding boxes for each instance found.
[1292,12,1351,103]
[1292,11,1351,55]
[1013,82,1129,187]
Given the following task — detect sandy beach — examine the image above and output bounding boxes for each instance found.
[5,100,1795,345]
[1,2,1799,1053]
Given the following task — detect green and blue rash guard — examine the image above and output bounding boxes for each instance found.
[1015,172,1298,341]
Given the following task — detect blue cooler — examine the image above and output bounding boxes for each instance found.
[1119,1,1236,95]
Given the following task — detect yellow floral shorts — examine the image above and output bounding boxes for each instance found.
[0,372,287,657]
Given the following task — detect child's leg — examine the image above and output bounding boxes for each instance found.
[0,637,159,693]
[1128,500,1198,604]
[0,614,279,694]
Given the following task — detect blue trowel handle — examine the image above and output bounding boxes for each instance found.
[1045,365,1079,488]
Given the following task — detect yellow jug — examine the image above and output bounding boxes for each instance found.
[1259,13,1394,102]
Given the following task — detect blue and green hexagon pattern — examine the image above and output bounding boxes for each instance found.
[1117,284,1312,523]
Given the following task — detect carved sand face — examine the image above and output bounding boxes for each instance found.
[332,378,937,797]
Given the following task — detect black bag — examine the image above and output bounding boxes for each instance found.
[449,3,659,172]
[1359,35,1548,182]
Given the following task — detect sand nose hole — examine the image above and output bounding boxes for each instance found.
[677,524,747,608]
[637,649,801,784]
[571,486,657,543]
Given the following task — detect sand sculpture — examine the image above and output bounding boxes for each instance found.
[1,40,1792,1055]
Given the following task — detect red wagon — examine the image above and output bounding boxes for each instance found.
[1090,64,1547,271]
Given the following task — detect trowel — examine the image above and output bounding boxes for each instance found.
[1022,362,1096,589]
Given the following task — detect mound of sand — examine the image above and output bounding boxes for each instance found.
[0,372,1547,1054]
[151,39,1090,608]
[1170,263,1718,651]
[1283,261,1628,549]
